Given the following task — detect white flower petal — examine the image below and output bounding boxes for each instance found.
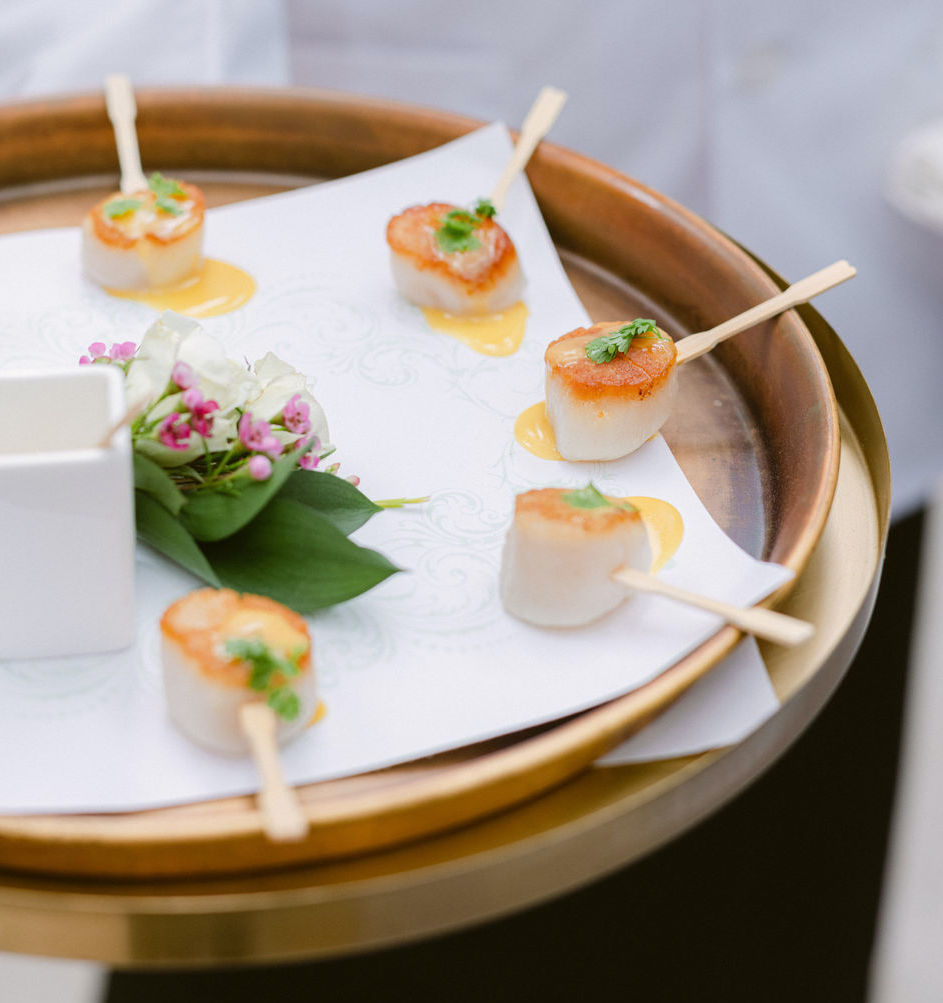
[252,351,297,383]
[125,311,196,405]
[124,314,331,471]
[249,373,306,421]
[247,353,330,442]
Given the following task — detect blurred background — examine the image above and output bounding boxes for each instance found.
[2,1,942,999]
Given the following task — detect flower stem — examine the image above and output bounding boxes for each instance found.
[374,496,430,509]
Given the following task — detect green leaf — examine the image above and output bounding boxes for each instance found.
[474,197,497,219]
[147,172,185,198]
[103,198,142,218]
[201,497,400,613]
[584,319,662,364]
[134,491,221,586]
[277,470,382,536]
[155,195,183,216]
[223,639,304,721]
[435,209,482,254]
[561,483,613,510]
[560,483,637,513]
[133,453,186,515]
[180,449,300,542]
[268,687,301,722]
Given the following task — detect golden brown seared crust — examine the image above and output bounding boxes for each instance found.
[386,202,519,293]
[160,588,311,688]
[515,488,642,533]
[545,322,677,402]
[89,180,205,249]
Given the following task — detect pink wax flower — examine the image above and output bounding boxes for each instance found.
[79,342,108,365]
[182,388,219,437]
[247,455,273,481]
[294,434,321,452]
[171,361,196,389]
[295,435,321,471]
[282,393,311,435]
[158,412,191,450]
[238,412,282,459]
[346,474,361,487]
[109,341,137,362]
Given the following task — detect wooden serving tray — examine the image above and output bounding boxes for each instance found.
[0,89,839,879]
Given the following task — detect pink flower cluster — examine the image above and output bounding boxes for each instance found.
[158,413,191,450]
[171,361,196,389]
[238,413,283,481]
[158,386,220,452]
[79,341,137,365]
[183,388,217,437]
[76,338,342,488]
[282,394,311,436]
[296,435,322,472]
[235,396,323,481]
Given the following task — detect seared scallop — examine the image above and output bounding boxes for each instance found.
[386,201,524,315]
[160,588,317,756]
[82,175,205,290]
[500,486,652,627]
[545,321,678,461]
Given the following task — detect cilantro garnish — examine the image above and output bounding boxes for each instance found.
[435,209,482,254]
[224,637,306,722]
[148,172,185,198]
[155,195,183,216]
[103,198,142,219]
[473,198,497,219]
[584,319,665,364]
[267,687,301,721]
[561,483,637,513]
[433,198,499,254]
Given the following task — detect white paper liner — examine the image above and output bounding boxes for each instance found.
[0,124,790,812]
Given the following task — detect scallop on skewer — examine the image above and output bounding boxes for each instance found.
[82,74,205,291]
[541,260,856,462]
[82,173,206,291]
[545,320,679,461]
[386,200,524,316]
[385,86,566,320]
[500,486,652,627]
[160,588,317,841]
[500,485,813,645]
[160,588,317,755]
[82,74,255,317]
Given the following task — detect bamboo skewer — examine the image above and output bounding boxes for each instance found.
[675,260,857,366]
[490,86,568,214]
[104,73,148,194]
[239,703,309,843]
[612,567,813,647]
[96,400,147,448]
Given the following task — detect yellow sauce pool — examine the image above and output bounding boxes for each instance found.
[622,496,684,572]
[514,402,562,460]
[514,401,662,461]
[421,301,528,356]
[108,258,256,317]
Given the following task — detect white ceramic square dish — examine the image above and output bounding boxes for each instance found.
[0,366,135,659]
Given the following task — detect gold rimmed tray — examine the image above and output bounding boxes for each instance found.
[0,89,840,879]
